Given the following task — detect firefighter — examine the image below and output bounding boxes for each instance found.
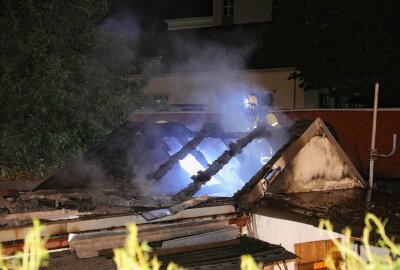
[243,94,280,129]
[243,94,262,130]
[266,112,280,127]
[243,94,281,165]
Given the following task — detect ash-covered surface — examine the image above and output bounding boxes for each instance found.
[34,118,289,200]
[35,121,195,191]
[0,189,176,227]
[256,188,400,239]
[0,188,236,227]
[189,196,236,208]
[44,251,116,270]
[34,121,243,196]
[28,118,338,223]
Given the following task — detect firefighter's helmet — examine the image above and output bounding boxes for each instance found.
[244,95,258,110]
[266,112,280,127]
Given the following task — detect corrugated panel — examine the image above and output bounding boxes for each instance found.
[156,236,296,270]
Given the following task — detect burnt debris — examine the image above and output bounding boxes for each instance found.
[147,123,221,182]
[35,121,195,191]
[173,124,274,199]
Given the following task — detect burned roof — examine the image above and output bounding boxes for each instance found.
[35,121,240,192]
[155,236,296,270]
[254,188,400,240]
[24,116,366,236]
[235,118,367,210]
[34,116,288,200]
[35,121,194,190]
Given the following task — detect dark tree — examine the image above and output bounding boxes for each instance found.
[274,0,400,107]
[0,0,157,178]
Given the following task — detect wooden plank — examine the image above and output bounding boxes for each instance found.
[142,194,209,220]
[154,238,240,257]
[70,215,237,258]
[0,205,235,242]
[1,237,69,255]
[297,261,327,270]
[294,239,341,270]
[5,209,86,221]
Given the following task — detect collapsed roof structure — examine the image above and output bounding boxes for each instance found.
[0,115,397,269]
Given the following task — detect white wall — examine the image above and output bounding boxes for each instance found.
[252,214,343,270]
[213,0,273,25]
[145,68,303,111]
[253,214,391,270]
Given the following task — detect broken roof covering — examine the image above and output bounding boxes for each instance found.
[34,121,245,191]
[254,188,400,240]
[234,117,367,205]
[155,236,296,270]
[34,116,363,211]
[34,118,283,199]
[0,189,236,228]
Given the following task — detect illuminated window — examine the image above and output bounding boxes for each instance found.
[223,0,234,16]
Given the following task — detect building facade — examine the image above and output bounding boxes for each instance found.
[145,67,303,111]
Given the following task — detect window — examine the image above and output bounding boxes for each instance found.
[153,94,169,103]
[267,90,276,106]
[261,90,275,106]
[153,93,170,111]
[223,0,234,16]
[319,93,329,108]
[334,96,342,108]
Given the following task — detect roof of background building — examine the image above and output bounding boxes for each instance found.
[255,188,400,240]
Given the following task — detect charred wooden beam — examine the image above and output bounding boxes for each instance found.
[175,135,210,169]
[147,123,221,181]
[174,125,272,199]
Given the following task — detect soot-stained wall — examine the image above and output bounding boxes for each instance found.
[269,136,363,193]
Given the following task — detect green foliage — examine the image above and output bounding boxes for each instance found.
[274,0,400,107]
[113,224,263,270]
[319,213,400,269]
[240,255,262,270]
[1,215,400,270]
[0,219,49,270]
[0,220,262,270]
[113,224,185,270]
[0,0,157,178]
